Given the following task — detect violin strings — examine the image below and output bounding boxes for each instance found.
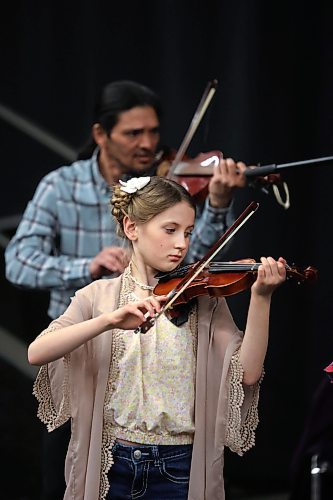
[208,263,259,271]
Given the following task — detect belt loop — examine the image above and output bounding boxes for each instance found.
[152,445,160,466]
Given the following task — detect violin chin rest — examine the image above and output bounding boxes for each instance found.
[166,300,196,327]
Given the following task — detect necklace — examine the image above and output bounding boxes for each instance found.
[128,262,154,291]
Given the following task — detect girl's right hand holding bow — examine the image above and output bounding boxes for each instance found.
[105,295,167,331]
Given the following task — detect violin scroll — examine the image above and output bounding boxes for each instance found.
[287,265,318,284]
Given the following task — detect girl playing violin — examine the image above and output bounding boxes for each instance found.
[28,176,286,500]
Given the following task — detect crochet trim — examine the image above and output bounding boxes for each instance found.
[224,348,264,456]
[99,267,132,499]
[32,325,71,432]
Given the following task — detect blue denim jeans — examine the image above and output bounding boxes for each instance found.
[107,442,193,499]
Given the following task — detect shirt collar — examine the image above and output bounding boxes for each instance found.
[91,147,110,192]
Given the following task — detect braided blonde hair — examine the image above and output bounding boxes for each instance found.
[111,176,195,239]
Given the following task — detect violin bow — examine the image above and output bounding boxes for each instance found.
[245,155,333,210]
[245,155,333,177]
[135,200,259,333]
[170,79,218,170]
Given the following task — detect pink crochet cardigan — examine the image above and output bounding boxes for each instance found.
[33,275,262,499]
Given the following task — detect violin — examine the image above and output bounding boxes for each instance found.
[134,259,317,332]
[153,260,317,304]
[136,259,317,333]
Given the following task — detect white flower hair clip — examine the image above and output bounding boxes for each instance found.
[119,176,151,194]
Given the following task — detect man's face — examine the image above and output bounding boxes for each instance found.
[98,106,160,175]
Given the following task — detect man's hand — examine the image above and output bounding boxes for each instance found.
[89,247,130,279]
[208,158,248,208]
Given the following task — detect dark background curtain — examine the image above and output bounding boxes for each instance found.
[1,1,333,498]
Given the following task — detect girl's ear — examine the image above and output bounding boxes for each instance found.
[123,215,138,241]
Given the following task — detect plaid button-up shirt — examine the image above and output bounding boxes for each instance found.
[5,151,234,318]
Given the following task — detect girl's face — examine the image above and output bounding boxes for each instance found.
[133,201,195,274]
